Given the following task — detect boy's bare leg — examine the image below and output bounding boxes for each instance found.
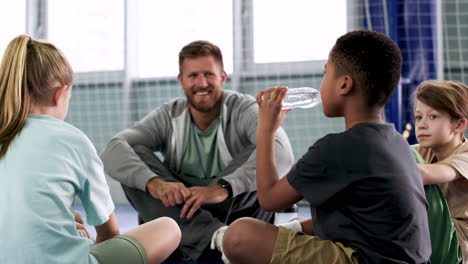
[223,217,278,264]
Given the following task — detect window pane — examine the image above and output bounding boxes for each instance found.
[48,0,124,72]
[0,1,26,56]
[137,0,233,78]
[254,0,347,63]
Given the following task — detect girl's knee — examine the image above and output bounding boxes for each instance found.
[158,217,181,242]
[139,216,181,246]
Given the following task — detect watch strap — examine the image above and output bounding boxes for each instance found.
[217,179,233,199]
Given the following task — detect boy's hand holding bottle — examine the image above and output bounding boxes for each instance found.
[256,86,290,135]
[256,86,321,134]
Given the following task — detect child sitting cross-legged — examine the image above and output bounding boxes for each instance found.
[222,30,431,264]
[0,35,181,264]
[412,80,468,263]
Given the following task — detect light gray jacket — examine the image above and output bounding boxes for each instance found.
[101,90,294,196]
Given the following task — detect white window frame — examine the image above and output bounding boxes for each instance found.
[236,0,360,78]
[28,0,361,85]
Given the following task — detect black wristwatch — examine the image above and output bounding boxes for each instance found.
[217,179,233,199]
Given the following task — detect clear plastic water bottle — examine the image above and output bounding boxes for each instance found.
[282,87,321,110]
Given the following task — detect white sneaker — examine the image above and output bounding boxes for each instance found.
[210,226,230,264]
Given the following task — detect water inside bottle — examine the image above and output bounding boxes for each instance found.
[282,87,321,110]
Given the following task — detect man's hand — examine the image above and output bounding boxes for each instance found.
[180,185,229,219]
[146,177,191,207]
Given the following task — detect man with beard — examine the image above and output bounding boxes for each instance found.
[100,40,294,262]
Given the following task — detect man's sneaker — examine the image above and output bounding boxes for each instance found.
[210,226,230,264]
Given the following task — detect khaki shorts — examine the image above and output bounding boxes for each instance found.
[270,226,359,264]
[90,235,148,264]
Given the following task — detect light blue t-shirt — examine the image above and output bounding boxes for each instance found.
[0,115,114,264]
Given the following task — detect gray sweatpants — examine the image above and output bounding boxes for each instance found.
[122,145,274,260]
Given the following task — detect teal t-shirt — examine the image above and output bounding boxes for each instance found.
[0,115,114,264]
[180,118,224,179]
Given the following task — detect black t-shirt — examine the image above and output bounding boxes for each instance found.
[287,123,431,263]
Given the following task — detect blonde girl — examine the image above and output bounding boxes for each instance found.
[413,80,468,263]
[0,35,180,264]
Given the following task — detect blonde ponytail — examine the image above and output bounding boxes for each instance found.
[0,35,73,159]
[0,35,31,159]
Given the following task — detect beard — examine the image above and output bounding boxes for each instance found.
[186,92,222,113]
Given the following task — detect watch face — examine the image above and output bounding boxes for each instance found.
[218,179,233,198]
[218,179,228,187]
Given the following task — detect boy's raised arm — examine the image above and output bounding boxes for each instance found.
[255,87,303,211]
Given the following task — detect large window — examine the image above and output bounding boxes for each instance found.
[48,0,124,73]
[0,1,26,56]
[136,0,233,78]
[38,0,347,77]
[253,0,347,63]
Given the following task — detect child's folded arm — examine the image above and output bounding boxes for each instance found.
[418,163,460,185]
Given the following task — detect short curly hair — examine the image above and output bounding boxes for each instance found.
[331,30,402,106]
